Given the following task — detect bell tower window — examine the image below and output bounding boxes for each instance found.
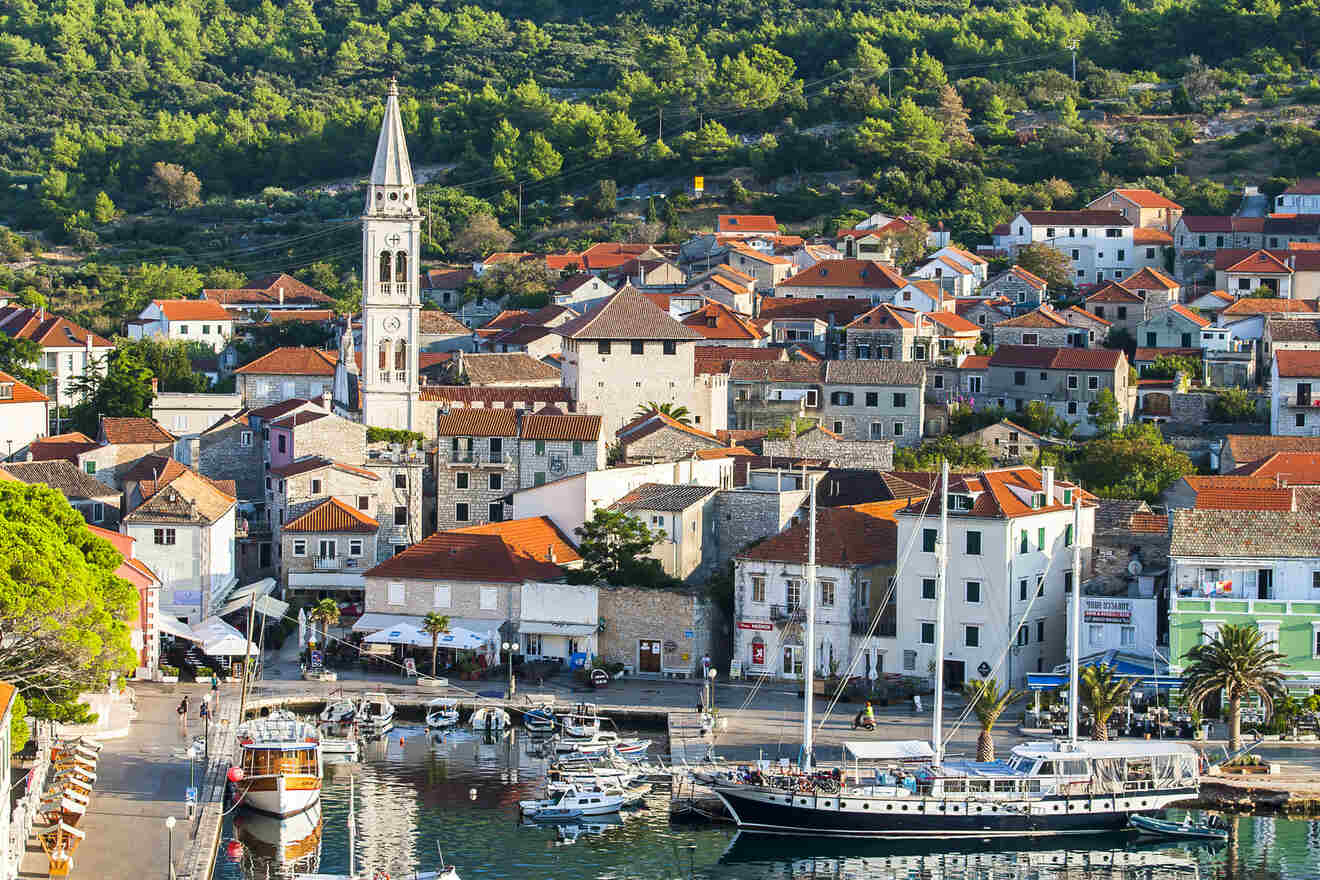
[395,252,408,295]
[394,340,407,372]
[378,339,389,373]
[379,251,392,284]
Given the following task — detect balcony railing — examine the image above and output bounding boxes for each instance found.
[393,370,408,383]
[770,603,799,622]
[1283,395,1320,408]
[314,557,340,570]
[395,282,409,296]
[852,611,897,637]
[377,282,391,296]
[448,450,509,465]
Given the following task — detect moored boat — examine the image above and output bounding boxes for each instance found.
[522,703,556,733]
[354,693,395,737]
[519,783,642,820]
[560,703,602,738]
[233,717,323,818]
[470,705,510,731]
[1129,813,1227,842]
[425,698,461,730]
[319,699,355,725]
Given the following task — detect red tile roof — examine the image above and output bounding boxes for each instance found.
[1233,451,1320,485]
[235,347,338,376]
[1169,303,1212,327]
[101,417,174,445]
[1222,250,1292,274]
[0,307,111,349]
[1276,349,1320,377]
[616,410,724,444]
[1121,267,1180,291]
[1065,306,1111,326]
[1283,179,1320,195]
[1018,210,1131,226]
[421,267,476,290]
[520,413,602,442]
[284,497,379,533]
[923,310,981,334]
[988,345,1124,370]
[418,386,573,406]
[894,466,1092,520]
[1112,188,1183,210]
[154,299,231,321]
[728,242,791,265]
[270,456,379,480]
[1192,488,1296,511]
[994,306,1070,329]
[718,214,779,235]
[204,273,331,306]
[681,302,764,340]
[758,298,875,323]
[0,370,48,404]
[845,303,915,330]
[958,354,991,369]
[555,286,702,341]
[579,243,667,272]
[1133,228,1174,245]
[367,522,572,582]
[27,431,97,463]
[1182,475,1279,491]
[248,399,314,420]
[738,505,898,566]
[434,409,519,437]
[1221,298,1318,317]
[1085,283,1144,304]
[779,260,906,290]
[267,309,335,323]
[1225,435,1320,466]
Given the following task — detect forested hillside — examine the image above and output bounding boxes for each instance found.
[5,0,1320,330]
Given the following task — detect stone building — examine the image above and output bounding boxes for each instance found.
[1090,500,1171,601]
[956,418,1070,465]
[1084,284,1149,338]
[615,411,727,463]
[712,466,814,566]
[761,426,894,470]
[1137,304,1211,350]
[990,305,1082,349]
[282,497,380,604]
[83,417,178,490]
[197,411,264,504]
[840,304,935,362]
[0,459,121,529]
[979,266,1047,312]
[452,352,561,387]
[235,347,339,409]
[819,360,927,446]
[596,585,714,677]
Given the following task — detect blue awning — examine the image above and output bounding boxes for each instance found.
[1028,650,1180,690]
[1027,673,1183,691]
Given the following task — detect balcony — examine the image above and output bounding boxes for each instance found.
[377,282,391,296]
[393,370,408,384]
[851,610,897,637]
[314,557,341,570]
[446,450,510,467]
[1283,394,1320,409]
[395,282,409,297]
[769,603,799,622]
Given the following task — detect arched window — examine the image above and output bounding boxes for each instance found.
[394,339,407,372]
[377,339,389,373]
[379,251,392,283]
[395,251,408,284]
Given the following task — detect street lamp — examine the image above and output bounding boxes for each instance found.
[501,642,519,699]
[165,815,177,880]
[706,667,717,712]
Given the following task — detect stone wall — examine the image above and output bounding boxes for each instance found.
[990,324,1074,348]
[620,425,723,462]
[1091,529,1170,596]
[364,457,427,558]
[762,434,895,470]
[294,414,368,464]
[518,438,602,486]
[981,273,1045,308]
[199,419,264,502]
[597,585,714,678]
[713,487,808,566]
[240,373,333,409]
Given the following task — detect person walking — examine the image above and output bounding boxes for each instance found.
[177,695,190,733]
[210,672,220,695]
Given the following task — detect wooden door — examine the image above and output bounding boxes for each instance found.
[638,640,661,673]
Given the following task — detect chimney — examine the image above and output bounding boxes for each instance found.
[1042,465,1055,502]
[278,286,285,306]
[547,545,556,563]
[188,436,200,466]
[151,377,159,394]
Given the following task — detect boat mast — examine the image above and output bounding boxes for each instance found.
[1068,491,1082,745]
[801,473,818,771]
[931,460,949,765]
[348,776,356,879]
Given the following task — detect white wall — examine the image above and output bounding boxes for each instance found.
[0,400,46,459]
[152,393,244,436]
[1065,594,1159,660]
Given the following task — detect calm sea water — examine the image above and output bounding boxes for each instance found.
[216,724,1320,880]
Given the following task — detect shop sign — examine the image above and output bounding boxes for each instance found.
[737,621,773,631]
[1083,598,1132,624]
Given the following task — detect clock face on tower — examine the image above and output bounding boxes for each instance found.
[383,316,401,332]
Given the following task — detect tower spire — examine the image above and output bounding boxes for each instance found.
[367,77,416,211]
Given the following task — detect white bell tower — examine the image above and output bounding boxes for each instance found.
[360,76,421,430]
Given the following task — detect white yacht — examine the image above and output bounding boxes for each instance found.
[425,698,460,730]
[354,693,395,737]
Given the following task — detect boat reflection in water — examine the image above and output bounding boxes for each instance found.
[719,831,1203,879]
[231,803,323,880]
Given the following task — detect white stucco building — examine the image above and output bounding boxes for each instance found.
[127,299,234,352]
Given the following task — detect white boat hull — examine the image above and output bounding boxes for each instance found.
[235,779,321,819]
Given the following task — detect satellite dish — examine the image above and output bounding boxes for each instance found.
[1127,559,1144,576]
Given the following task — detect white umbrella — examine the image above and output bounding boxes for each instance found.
[434,627,486,651]
[298,607,306,648]
[363,621,430,647]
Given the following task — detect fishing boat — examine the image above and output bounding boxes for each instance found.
[522,703,557,733]
[546,765,644,795]
[710,463,1203,839]
[233,716,323,818]
[425,698,461,730]
[1129,813,1227,842]
[552,731,650,756]
[519,783,642,821]
[354,693,395,737]
[469,705,510,731]
[319,698,355,725]
[560,703,602,738]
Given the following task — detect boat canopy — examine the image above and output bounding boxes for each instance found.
[843,740,934,762]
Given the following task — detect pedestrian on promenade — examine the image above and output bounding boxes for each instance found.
[177,695,190,732]
[210,673,219,694]
[913,694,922,713]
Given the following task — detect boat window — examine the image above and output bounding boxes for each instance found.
[1036,761,1054,775]
[942,779,966,793]
[993,780,1016,793]
[1063,760,1089,776]
[1025,779,1042,793]
[969,780,990,793]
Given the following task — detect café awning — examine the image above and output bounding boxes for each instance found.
[217,593,289,620]
[157,616,200,642]
[518,621,597,637]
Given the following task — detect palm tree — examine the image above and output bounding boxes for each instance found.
[962,678,1023,762]
[1182,623,1286,753]
[309,598,340,647]
[634,402,691,424]
[1079,664,1133,741]
[422,612,452,677]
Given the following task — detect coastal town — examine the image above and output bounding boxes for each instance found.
[5,76,1320,878]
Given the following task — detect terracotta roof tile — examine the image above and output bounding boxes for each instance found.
[27,431,97,463]
[923,310,981,334]
[0,307,112,349]
[616,410,724,444]
[738,505,898,566]
[452,516,581,566]
[1121,267,1180,291]
[1085,283,1144,304]
[1232,451,1320,485]
[555,272,598,293]
[1192,488,1296,511]
[1133,228,1174,245]
[1275,349,1320,377]
[1225,434,1320,465]
[1112,188,1183,209]
[727,242,791,265]
[434,409,518,437]
[958,354,991,369]
[988,345,1124,370]
[757,298,874,323]
[1182,475,1278,491]
[153,299,231,321]
[235,347,338,376]
[845,303,914,330]
[124,469,235,523]
[248,399,314,420]
[681,302,764,340]
[266,309,334,323]
[101,417,174,445]
[365,526,568,582]
[718,214,779,235]
[270,411,329,429]
[554,285,702,340]
[0,370,48,404]
[520,414,601,442]
[1019,210,1130,226]
[0,460,116,498]
[694,445,756,459]
[779,260,906,290]
[421,267,476,290]
[460,353,560,384]
[1065,306,1112,326]
[270,456,380,480]
[418,386,573,406]
[284,497,379,533]
[1221,298,1318,317]
[1169,303,1212,327]
[1223,249,1292,274]
[994,306,1070,328]
[420,310,469,334]
[1170,508,1320,557]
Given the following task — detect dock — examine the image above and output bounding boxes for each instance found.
[666,710,712,763]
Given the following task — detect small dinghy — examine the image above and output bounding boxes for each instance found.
[319,698,356,725]
[470,705,511,731]
[522,703,556,733]
[425,698,461,730]
[1129,813,1228,842]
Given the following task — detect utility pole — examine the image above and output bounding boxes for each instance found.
[238,590,257,720]
[1068,40,1079,82]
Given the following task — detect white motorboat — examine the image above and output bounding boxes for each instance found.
[354,693,395,737]
[319,698,356,725]
[519,783,642,820]
[232,803,323,876]
[469,705,510,731]
[546,765,644,795]
[319,735,360,762]
[521,703,556,733]
[425,698,461,730]
[560,703,602,738]
[233,717,322,818]
[553,732,651,758]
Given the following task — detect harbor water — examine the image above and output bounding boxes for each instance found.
[215,724,1320,880]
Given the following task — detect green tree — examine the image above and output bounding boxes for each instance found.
[1015,243,1072,291]
[983,94,1012,138]
[581,179,618,219]
[0,335,51,390]
[1079,664,1133,741]
[634,401,691,424]
[452,214,513,257]
[92,191,116,225]
[0,482,137,722]
[572,508,670,586]
[113,338,209,393]
[422,611,451,677]
[1182,624,1286,753]
[963,678,1023,761]
[727,178,751,206]
[1211,388,1262,423]
[1071,423,1194,502]
[145,162,202,211]
[1019,400,1076,439]
[1087,388,1120,434]
[309,598,340,647]
[894,436,990,470]
[1144,354,1200,381]
[68,350,155,435]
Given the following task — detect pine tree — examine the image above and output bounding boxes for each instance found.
[936,85,973,146]
[92,191,116,225]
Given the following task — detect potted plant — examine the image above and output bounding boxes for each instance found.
[160,664,180,684]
